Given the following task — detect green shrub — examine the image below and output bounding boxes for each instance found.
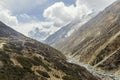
[39,76,47,80]
[62,75,78,80]
[0,65,25,80]
[33,56,51,71]
[43,64,51,71]
[0,65,38,80]
[16,56,32,71]
[3,43,23,54]
[36,70,50,78]
[0,51,12,65]
[53,74,60,78]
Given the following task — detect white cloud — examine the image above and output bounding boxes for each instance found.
[0,0,47,13]
[0,0,117,41]
[27,0,92,41]
[27,22,59,41]
[81,0,117,11]
[18,14,38,23]
[0,5,38,35]
[43,0,117,29]
[0,5,18,28]
[43,1,92,27]
[17,21,58,36]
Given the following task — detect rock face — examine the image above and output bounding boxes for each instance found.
[54,0,120,77]
[0,21,100,80]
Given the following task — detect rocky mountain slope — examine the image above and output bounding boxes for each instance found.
[54,0,120,77]
[44,14,94,46]
[0,21,101,80]
[0,21,25,39]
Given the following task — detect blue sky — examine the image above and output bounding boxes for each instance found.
[12,0,76,22]
[0,0,116,37]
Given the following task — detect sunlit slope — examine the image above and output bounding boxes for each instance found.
[54,0,120,75]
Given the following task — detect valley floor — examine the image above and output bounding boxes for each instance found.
[66,54,119,80]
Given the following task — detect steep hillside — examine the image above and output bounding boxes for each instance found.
[54,0,120,76]
[0,21,100,80]
[45,20,78,45]
[0,21,25,39]
[45,14,93,45]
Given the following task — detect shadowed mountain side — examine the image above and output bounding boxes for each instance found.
[0,21,100,80]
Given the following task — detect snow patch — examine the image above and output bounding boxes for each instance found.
[65,29,74,38]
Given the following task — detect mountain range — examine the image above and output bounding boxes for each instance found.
[52,0,120,78]
[44,14,93,45]
[0,21,101,80]
[0,0,120,80]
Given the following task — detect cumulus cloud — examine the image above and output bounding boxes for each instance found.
[0,5,38,36]
[0,0,117,40]
[0,0,47,13]
[0,5,18,28]
[43,0,92,27]
[26,0,93,41]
